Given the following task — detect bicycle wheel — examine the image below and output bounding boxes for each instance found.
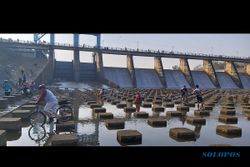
[28,125,46,142]
[57,106,73,122]
[29,112,46,126]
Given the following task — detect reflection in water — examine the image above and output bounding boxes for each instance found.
[28,125,47,142]
[77,120,100,146]
[194,125,202,139]
[125,113,132,119]
[179,112,187,125]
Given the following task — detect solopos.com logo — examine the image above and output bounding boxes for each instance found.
[202,152,240,158]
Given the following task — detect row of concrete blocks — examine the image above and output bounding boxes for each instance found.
[116,125,242,145]
[0,94,24,109]
[0,104,36,132]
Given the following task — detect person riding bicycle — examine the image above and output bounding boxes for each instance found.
[181,85,188,104]
[36,84,58,122]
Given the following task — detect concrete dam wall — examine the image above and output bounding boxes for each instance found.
[103,67,133,88]
[54,61,250,89]
[217,72,238,89]
[135,69,163,88]
[164,70,190,89]
[191,71,216,89]
[239,73,250,89]
[54,62,96,81]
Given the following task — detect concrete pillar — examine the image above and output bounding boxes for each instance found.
[73,49,80,82]
[49,48,55,81]
[225,61,243,88]
[154,57,166,87]
[179,58,194,87]
[203,60,220,88]
[127,55,136,87]
[94,52,104,80]
[245,63,250,75]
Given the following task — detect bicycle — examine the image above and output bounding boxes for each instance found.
[29,99,73,126]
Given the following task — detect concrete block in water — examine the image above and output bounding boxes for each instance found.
[12,94,22,101]
[176,106,189,112]
[174,100,181,104]
[216,125,242,137]
[0,118,22,131]
[105,119,125,129]
[222,103,235,107]
[147,118,167,127]
[2,96,16,104]
[93,107,106,113]
[164,98,172,102]
[21,104,36,110]
[0,130,7,146]
[87,101,96,105]
[221,106,235,110]
[124,107,136,113]
[203,106,213,111]
[12,110,32,119]
[6,130,21,141]
[51,134,78,146]
[0,99,8,109]
[152,106,165,112]
[56,121,76,132]
[117,130,142,145]
[141,102,152,108]
[220,109,236,116]
[116,103,127,109]
[243,109,250,114]
[153,100,162,106]
[26,100,37,105]
[133,112,149,118]
[90,104,102,109]
[155,97,162,101]
[163,103,174,108]
[194,110,210,116]
[145,98,153,102]
[204,103,215,107]
[126,98,134,102]
[111,100,120,105]
[242,106,250,110]
[186,116,206,125]
[184,103,195,107]
[166,111,182,117]
[98,113,113,119]
[169,128,196,141]
[218,115,238,124]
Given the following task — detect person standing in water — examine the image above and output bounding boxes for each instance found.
[192,85,203,110]
[135,92,142,112]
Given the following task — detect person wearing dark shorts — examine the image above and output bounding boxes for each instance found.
[193,85,203,110]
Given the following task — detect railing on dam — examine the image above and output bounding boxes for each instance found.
[0,37,250,63]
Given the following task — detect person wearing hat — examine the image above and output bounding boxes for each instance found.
[2,80,12,96]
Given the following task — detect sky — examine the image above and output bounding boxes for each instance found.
[0,33,249,69]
